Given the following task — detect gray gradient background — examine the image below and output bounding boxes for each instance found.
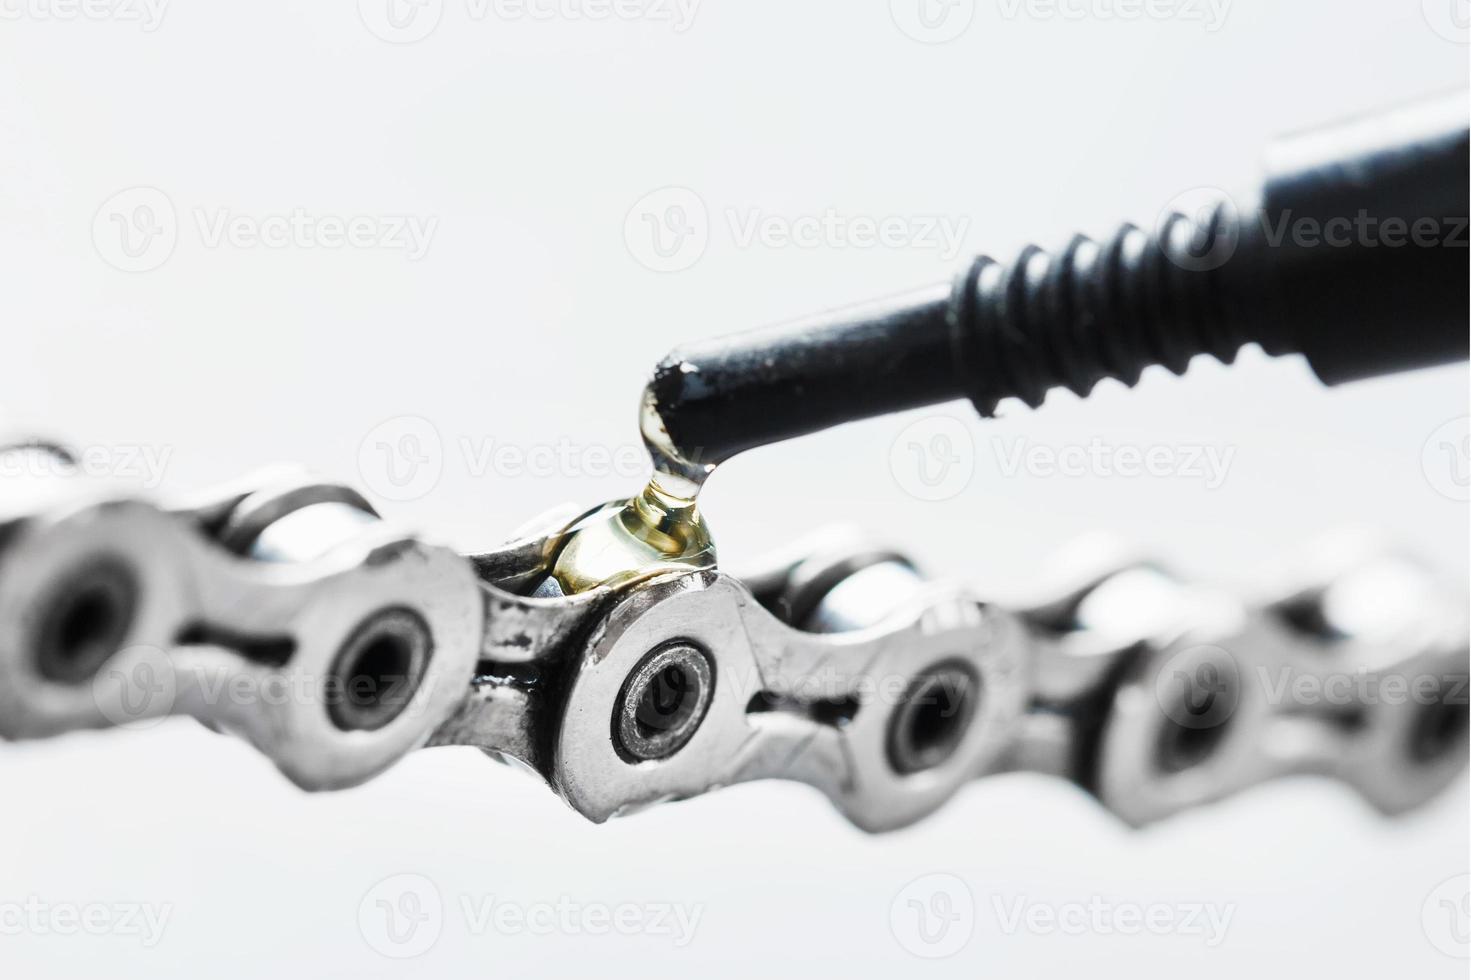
[0,1,1466,976]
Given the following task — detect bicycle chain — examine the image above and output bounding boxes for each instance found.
[0,440,1464,831]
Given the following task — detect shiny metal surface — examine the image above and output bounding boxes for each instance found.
[0,452,1463,832]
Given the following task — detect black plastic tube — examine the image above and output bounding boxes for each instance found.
[646,92,1469,469]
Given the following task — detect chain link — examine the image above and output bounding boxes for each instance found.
[0,440,1464,830]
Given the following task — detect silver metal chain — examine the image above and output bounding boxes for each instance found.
[0,439,1464,831]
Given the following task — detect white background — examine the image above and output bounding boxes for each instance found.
[0,0,1467,976]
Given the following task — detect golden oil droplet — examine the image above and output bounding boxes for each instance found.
[638,384,715,500]
[546,387,719,594]
[548,481,715,594]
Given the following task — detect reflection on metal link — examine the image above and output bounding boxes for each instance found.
[0,449,483,789]
[0,438,1464,831]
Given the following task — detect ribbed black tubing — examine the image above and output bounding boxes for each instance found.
[951,205,1249,417]
[647,92,1468,469]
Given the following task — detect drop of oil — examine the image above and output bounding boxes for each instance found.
[548,481,715,594]
[545,383,720,594]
